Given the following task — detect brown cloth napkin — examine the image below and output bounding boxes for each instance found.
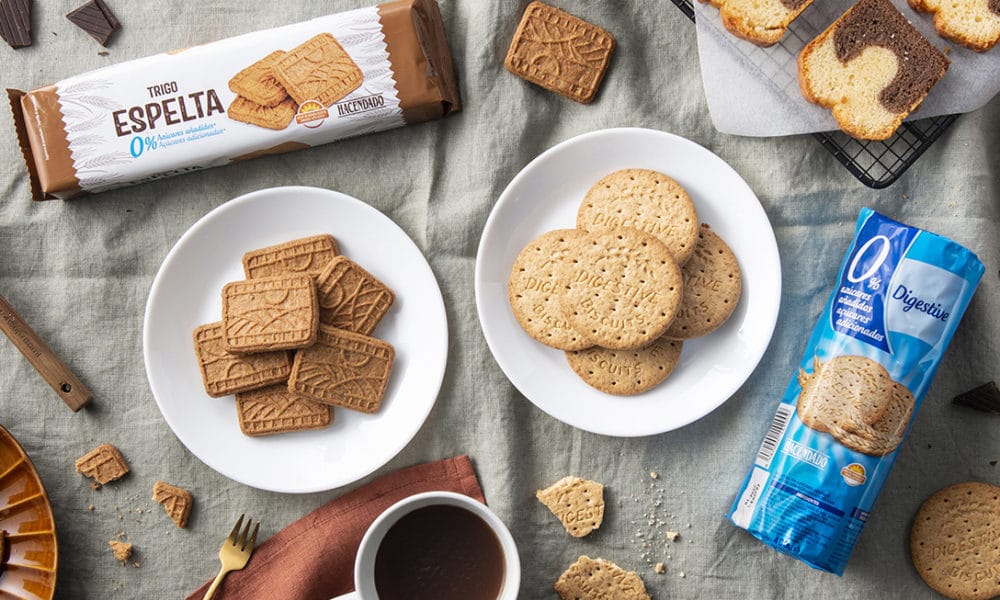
[186,455,484,600]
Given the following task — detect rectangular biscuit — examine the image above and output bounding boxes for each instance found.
[504,1,616,103]
[222,275,318,353]
[316,255,394,335]
[272,33,363,106]
[228,50,289,108]
[236,384,332,436]
[288,325,394,413]
[193,322,291,397]
[242,234,339,281]
[227,96,298,130]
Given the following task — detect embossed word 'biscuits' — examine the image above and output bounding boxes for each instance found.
[227,96,299,131]
[316,256,394,335]
[75,443,129,486]
[578,169,700,265]
[236,384,332,437]
[554,556,651,600]
[289,326,394,414]
[566,337,682,396]
[242,234,339,281]
[796,355,894,433]
[273,33,363,106]
[229,51,289,108]
[536,476,605,538]
[504,1,616,103]
[509,229,592,351]
[193,322,291,397]
[222,275,319,353]
[664,225,741,339]
[557,228,683,350]
[152,481,193,528]
[910,482,1000,600]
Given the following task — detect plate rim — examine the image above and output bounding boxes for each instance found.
[474,127,781,437]
[142,185,448,493]
[0,423,58,599]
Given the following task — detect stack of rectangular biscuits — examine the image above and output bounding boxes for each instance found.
[227,33,363,130]
[192,234,396,436]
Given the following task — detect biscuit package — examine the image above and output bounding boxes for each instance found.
[728,208,984,575]
[9,0,459,200]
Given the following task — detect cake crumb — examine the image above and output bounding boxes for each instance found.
[654,562,665,574]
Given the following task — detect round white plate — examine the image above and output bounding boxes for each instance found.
[143,186,447,493]
[474,128,781,437]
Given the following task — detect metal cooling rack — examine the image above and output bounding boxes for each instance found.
[670,0,958,188]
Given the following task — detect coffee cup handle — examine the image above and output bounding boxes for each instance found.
[329,593,358,600]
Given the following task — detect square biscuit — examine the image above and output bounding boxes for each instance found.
[228,96,298,130]
[193,322,291,397]
[273,33,363,106]
[316,255,394,335]
[222,275,318,353]
[236,384,332,436]
[288,326,394,414]
[242,234,339,281]
[505,1,616,103]
[228,50,289,108]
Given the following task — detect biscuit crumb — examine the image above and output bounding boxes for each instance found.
[654,562,665,574]
[666,530,680,541]
[88,505,95,511]
[679,571,686,578]
[649,471,658,479]
[109,540,132,563]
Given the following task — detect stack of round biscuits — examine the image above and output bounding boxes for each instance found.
[508,169,742,396]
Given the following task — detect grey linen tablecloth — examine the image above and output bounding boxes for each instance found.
[1,1,997,598]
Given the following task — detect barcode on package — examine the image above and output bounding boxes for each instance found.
[754,403,795,469]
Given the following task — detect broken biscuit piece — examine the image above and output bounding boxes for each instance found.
[75,443,129,486]
[536,476,605,538]
[555,556,651,600]
[152,481,193,528]
[109,540,132,564]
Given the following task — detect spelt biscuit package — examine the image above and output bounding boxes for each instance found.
[728,208,984,575]
[9,0,459,200]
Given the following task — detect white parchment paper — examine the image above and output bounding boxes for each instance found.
[695,0,1000,136]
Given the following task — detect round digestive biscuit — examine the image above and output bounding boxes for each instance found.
[556,228,683,350]
[795,355,894,433]
[664,225,741,339]
[509,229,592,351]
[827,381,914,456]
[578,169,699,264]
[566,337,682,396]
[910,482,1000,600]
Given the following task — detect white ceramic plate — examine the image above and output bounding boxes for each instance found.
[143,186,447,493]
[475,128,781,437]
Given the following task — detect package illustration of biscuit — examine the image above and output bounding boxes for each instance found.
[8,0,459,200]
[728,208,984,575]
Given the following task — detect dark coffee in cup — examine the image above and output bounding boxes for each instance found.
[372,504,505,600]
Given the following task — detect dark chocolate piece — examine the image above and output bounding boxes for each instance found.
[952,381,1000,414]
[0,0,31,49]
[833,0,949,114]
[66,0,119,47]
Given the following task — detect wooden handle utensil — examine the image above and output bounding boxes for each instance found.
[0,291,92,411]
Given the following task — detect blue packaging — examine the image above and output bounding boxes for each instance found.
[727,208,984,575]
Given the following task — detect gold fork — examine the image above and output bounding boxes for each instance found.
[203,514,260,600]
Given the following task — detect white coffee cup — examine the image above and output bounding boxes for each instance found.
[331,491,520,600]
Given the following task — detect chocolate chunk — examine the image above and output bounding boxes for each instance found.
[66,0,119,47]
[832,0,949,114]
[0,0,31,49]
[952,381,1000,414]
